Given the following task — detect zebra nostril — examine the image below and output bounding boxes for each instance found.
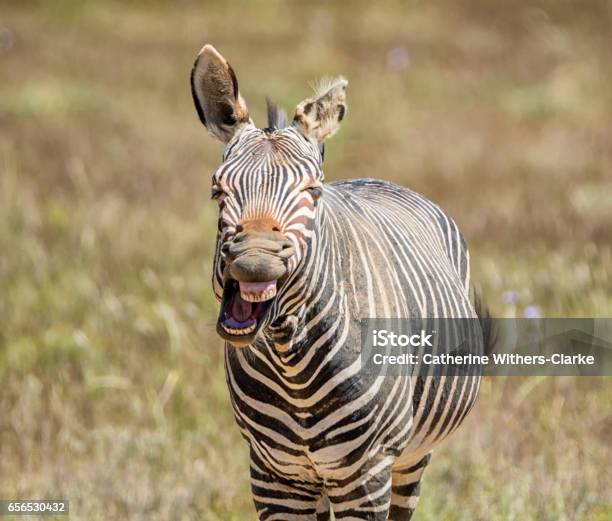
[279,240,294,256]
[235,224,244,233]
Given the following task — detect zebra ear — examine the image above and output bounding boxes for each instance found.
[191,44,251,143]
[292,77,348,143]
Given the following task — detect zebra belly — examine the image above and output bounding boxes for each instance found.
[234,407,415,485]
[396,374,481,467]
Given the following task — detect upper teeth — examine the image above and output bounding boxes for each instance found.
[240,286,277,302]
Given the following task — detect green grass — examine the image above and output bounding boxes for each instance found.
[0,1,610,519]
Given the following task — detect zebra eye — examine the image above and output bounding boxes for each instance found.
[305,185,323,200]
[211,185,227,203]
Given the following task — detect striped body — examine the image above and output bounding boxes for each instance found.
[225,179,480,519]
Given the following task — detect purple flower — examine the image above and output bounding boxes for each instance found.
[502,290,519,304]
[524,306,542,319]
[0,27,15,52]
[387,47,410,70]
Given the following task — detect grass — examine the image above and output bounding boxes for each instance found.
[0,1,610,519]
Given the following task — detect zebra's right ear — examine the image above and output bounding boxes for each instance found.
[191,45,251,143]
[293,77,348,144]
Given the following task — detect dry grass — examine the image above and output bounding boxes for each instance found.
[0,1,610,519]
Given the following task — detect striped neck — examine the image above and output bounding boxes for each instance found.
[258,196,346,363]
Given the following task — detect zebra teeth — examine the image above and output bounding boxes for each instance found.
[221,322,257,336]
[240,287,277,302]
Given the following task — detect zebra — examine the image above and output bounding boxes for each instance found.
[191,44,491,520]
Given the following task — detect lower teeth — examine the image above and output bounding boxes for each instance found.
[222,322,256,336]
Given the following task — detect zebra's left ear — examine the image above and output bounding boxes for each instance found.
[292,77,347,143]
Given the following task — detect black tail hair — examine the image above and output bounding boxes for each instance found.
[473,289,496,356]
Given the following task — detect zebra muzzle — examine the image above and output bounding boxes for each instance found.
[217,235,292,344]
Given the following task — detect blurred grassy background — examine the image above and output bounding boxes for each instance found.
[0,1,610,519]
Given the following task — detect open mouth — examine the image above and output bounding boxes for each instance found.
[217,280,277,342]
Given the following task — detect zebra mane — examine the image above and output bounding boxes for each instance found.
[264,97,324,161]
[265,98,288,130]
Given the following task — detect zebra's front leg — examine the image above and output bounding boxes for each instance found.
[250,459,324,520]
[326,457,394,520]
[388,453,431,520]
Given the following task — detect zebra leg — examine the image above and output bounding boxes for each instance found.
[326,457,393,520]
[315,490,331,520]
[388,453,432,520]
[250,458,323,520]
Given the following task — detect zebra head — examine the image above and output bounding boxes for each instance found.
[191,45,347,347]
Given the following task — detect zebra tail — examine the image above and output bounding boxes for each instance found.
[473,289,497,356]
